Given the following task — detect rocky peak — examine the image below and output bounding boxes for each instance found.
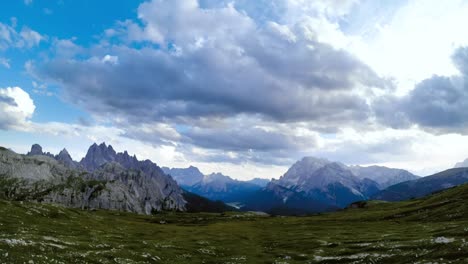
[27,144,54,158]
[55,148,79,169]
[28,144,43,155]
[80,142,118,171]
[278,156,332,187]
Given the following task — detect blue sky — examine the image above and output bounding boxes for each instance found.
[2,0,468,179]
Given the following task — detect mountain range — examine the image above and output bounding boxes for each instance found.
[163,156,422,215]
[242,157,419,214]
[4,143,468,216]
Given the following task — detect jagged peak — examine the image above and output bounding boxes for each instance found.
[59,148,70,155]
[27,144,44,156]
[30,143,43,152]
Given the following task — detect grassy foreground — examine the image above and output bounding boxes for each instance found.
[1,186,468,263]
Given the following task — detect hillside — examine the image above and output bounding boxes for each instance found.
[1,183,468,263]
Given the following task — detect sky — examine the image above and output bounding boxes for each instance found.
[2,0,468,180]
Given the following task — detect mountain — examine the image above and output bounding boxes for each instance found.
[1,145,186,214]
[161,166,269,203]
[349,165,419,189]
[162,166,204,187]
[242,157,418,214]
[26,143,54,158]
[246,178,270,187]
[55,148,81,169]
[27,144,81,169]
[80,143,140,171]
[185,173,262,203]
[372,167,468,201]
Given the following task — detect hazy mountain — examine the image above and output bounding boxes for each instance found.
[372,167,468,201]
[246,178,270,187]
[242,157,418,214]
[162,166,270,202]
[349,165,419,189]
[186,173,262,203]
[162,166,204,187]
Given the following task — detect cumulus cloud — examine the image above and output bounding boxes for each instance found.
[0,87,35,130]
[375,46,468,134]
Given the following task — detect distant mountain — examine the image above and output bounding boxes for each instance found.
[161,166,270,203]
[372,167,468,201]
[349,165,419,189]
[242,157,418,214]
[186,173,262,203]
[162,166,204,187]
[246,178,270,187]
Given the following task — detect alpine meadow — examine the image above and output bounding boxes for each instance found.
[1,0,468,263]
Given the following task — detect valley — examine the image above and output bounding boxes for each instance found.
[1,183,468,263]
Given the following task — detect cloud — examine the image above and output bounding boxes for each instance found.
[375,46,468,134]
[0,58,10,69]
[0,22,44,50]
[33,0,388,130]
[24,0,33,6]
[0,87,35,130]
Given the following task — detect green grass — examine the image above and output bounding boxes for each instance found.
[1,185,468,263]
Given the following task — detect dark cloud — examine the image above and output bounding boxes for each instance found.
[34,0,388,129]
[183,126,317,152]
[312,136,416,165]
[375,46,468,134]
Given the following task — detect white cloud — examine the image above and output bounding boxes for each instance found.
[24,0,33,5]
[0,22,44,50]
[349,0,468,95]
[0,87,35,130]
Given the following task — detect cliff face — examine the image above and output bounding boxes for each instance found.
[0,145,186,214]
